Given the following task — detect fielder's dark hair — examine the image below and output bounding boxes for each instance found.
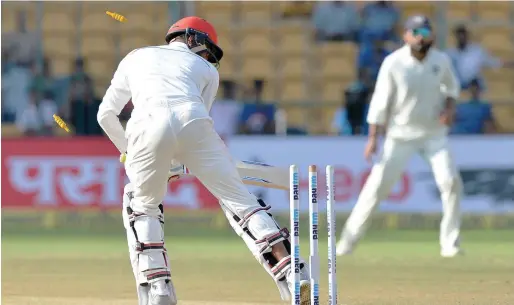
[454,24,468,34]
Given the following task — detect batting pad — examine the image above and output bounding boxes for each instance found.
[123,183,170,285]
[220,202,310,301]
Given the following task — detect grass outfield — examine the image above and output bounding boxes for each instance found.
[2,230,513,305]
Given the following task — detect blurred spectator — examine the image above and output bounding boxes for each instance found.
[1,49,32,122]
[65,78,103,136]
[360,1,400,44]
[210,80,242,139]
[16,89,57,136]
[312,1,360,42]
[238,80,276,135]
[69,57,93,91]
[282,1,313,19]
[331,107,353,136]
[446,25,512,90]
[357,36,391,82]
[63,57,94,114]
[1,10,39,67]
[343,69,372,135]
[30,58,56,98]
[451,79,496,135]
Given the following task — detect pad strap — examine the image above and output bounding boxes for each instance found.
[226,199,289,254]
[237,205,272,228]
[256,228,290,254]
[270,255,292,282]
[143,268,171,282]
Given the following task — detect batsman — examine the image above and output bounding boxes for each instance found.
[97,17,310,305]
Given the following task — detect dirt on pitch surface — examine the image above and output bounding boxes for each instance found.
[2,231,514,305]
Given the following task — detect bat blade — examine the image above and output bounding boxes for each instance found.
[241,176,289,190]
[236,160,289,190]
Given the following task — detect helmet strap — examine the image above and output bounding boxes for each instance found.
[190,45,207,54]
[185,29,220,69]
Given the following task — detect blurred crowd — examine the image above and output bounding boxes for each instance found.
[2,3,512,138]
[1,11,129,137]
[283,1,512,136]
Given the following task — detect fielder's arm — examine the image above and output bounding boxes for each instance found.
[366,56,395,137]
[441,54,460,102]
[440,54,461,125]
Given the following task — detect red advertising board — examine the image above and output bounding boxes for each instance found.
[1,137,218,210]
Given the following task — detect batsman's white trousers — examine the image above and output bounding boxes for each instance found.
[125,108,279,238]
[342,135,463,251]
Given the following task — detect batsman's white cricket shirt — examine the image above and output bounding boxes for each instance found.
[97,42,219,153]
[367,45,460,140]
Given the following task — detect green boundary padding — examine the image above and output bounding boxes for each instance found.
[3,210,514,236]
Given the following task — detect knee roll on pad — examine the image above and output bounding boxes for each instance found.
[225,199,305,280]
[240,199,289,245]
[255,227,290,254]
[123,186,165,229]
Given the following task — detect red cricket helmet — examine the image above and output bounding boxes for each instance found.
[165,16,223,64]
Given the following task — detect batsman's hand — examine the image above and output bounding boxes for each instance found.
[120,153,127,163]
[168,163,187,182]
[364,137,377,163]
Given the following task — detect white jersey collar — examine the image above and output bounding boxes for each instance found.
[168,41,191,51]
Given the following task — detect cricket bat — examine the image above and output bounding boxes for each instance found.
[123,153,289,191]
[172,160,289,190]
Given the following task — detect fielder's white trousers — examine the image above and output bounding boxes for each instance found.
[342,135,463,251]
[125,108,278,237]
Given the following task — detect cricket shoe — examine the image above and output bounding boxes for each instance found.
[336,238,354,256]
[299,280,311,305]
[441,247,464,258]
[286,268,311,305]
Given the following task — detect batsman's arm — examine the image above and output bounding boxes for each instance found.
[366,56,395,136]
[201,66,220,113]
[97,55,132,153]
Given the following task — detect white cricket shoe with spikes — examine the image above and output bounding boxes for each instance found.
[286,267,311,305]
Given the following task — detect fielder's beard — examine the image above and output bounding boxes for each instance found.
[412,41,433,54]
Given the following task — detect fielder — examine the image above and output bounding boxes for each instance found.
[336,15,464,258]
[98,16,310,305]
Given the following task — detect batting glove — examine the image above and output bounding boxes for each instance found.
[120,152,127,163]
